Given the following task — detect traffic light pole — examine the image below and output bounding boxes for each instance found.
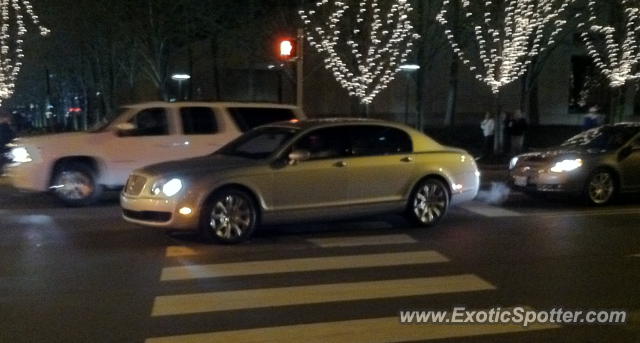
[296,28,304,109]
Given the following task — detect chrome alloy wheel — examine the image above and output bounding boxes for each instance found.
[210,194,254,240]
[413,181,448,225]
[588,171,615,205]
[52,171,94,201]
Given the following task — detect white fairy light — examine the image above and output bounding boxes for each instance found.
[299,0,420,105]
[579,0,640,88]
[437,0,574,94]
[0,0,49,105]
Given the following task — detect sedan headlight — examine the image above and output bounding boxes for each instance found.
[151,178,183,197]
[509,157,519,170]
[550,159,583,173]
[9,146,32,163]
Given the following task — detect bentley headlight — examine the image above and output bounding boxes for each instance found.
[10,146,32,163]
[151,178,183,197]
[509,157,519,170]
[550,159,583,173]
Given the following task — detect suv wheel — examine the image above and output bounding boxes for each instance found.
[405,178,450,227]
[51,162,102,207]
[200,189,258,244]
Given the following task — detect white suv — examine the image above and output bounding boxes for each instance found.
[4,102,304,206]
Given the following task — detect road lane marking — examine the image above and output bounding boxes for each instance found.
[146,309,557,343]
[534,209,640,218]
[459,203,523,217]
[307,234,418,248]
[161,251,449,281]
[151,274,495,316]
[165,246,199,257]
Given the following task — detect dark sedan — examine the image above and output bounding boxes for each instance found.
[509,123,640,205]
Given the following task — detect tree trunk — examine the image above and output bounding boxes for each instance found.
[528,82,540,125]
[211,36,222,101]
[444,57,459,127]
[494,93,503,155]
[188,44,194,101]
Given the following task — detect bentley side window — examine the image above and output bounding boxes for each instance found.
[293,128,350,161]
[349,126,413,156]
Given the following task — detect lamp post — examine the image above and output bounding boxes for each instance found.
[277,29,304,109]
[400,64,420,125]
[171,74,191,101]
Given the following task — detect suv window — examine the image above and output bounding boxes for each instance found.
[349,126,413,156]
[229,107,296,132]
[181,107,218,135]
[128,108,169,136]
[293,127,350,160]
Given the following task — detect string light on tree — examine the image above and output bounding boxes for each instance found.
[0,0,49,104]
[299,0,420,105]
[579,0,640,88]
[437,0,574,94]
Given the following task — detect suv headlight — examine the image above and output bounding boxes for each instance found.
[151,178,183,197]
[9,146,32,163]
[550,159,583,173]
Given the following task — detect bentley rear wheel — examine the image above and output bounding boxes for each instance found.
[406,178,450,227]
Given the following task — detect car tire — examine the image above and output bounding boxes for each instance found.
[50,162,103,207]
[405,178,450,227]
[200,188,258,244]
[584,168,617,206]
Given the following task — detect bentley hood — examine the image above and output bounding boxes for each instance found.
[140,154,263,178]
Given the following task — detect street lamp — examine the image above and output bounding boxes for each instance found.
[171,74,191,101]
[400,65,421,125]
[399,64,421,71]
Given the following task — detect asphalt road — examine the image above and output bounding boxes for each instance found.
[1,176,639,343]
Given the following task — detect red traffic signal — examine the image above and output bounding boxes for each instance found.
[278,38,295,60]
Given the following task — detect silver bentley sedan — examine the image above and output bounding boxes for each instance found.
[510,123,640,205]
[121,119,480,243]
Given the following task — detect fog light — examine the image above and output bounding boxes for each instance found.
[179,207,192,216]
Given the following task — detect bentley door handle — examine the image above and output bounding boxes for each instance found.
[335,161,348,168]
[401,156,414,163]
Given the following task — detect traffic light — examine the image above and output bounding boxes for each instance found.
[278,38,295,61]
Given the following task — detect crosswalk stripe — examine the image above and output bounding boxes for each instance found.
[165,246,199,257]
[146,312,558,343]
[161,251,449,281]
[459,203,523,217]
[151,274,495,316]
[307,234,418,248]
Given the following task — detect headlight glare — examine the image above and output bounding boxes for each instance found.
[509,157,519,170]
[550,159,583,173]
[151,178,183,197]
[10,147,32,163]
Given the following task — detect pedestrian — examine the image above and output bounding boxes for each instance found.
[582,106,602,131]
[0,115,16,168]
[503,111,513,155]
[480,112,495,160]
[510,110,528,155]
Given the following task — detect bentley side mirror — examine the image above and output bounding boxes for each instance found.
[288,150,311,165]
